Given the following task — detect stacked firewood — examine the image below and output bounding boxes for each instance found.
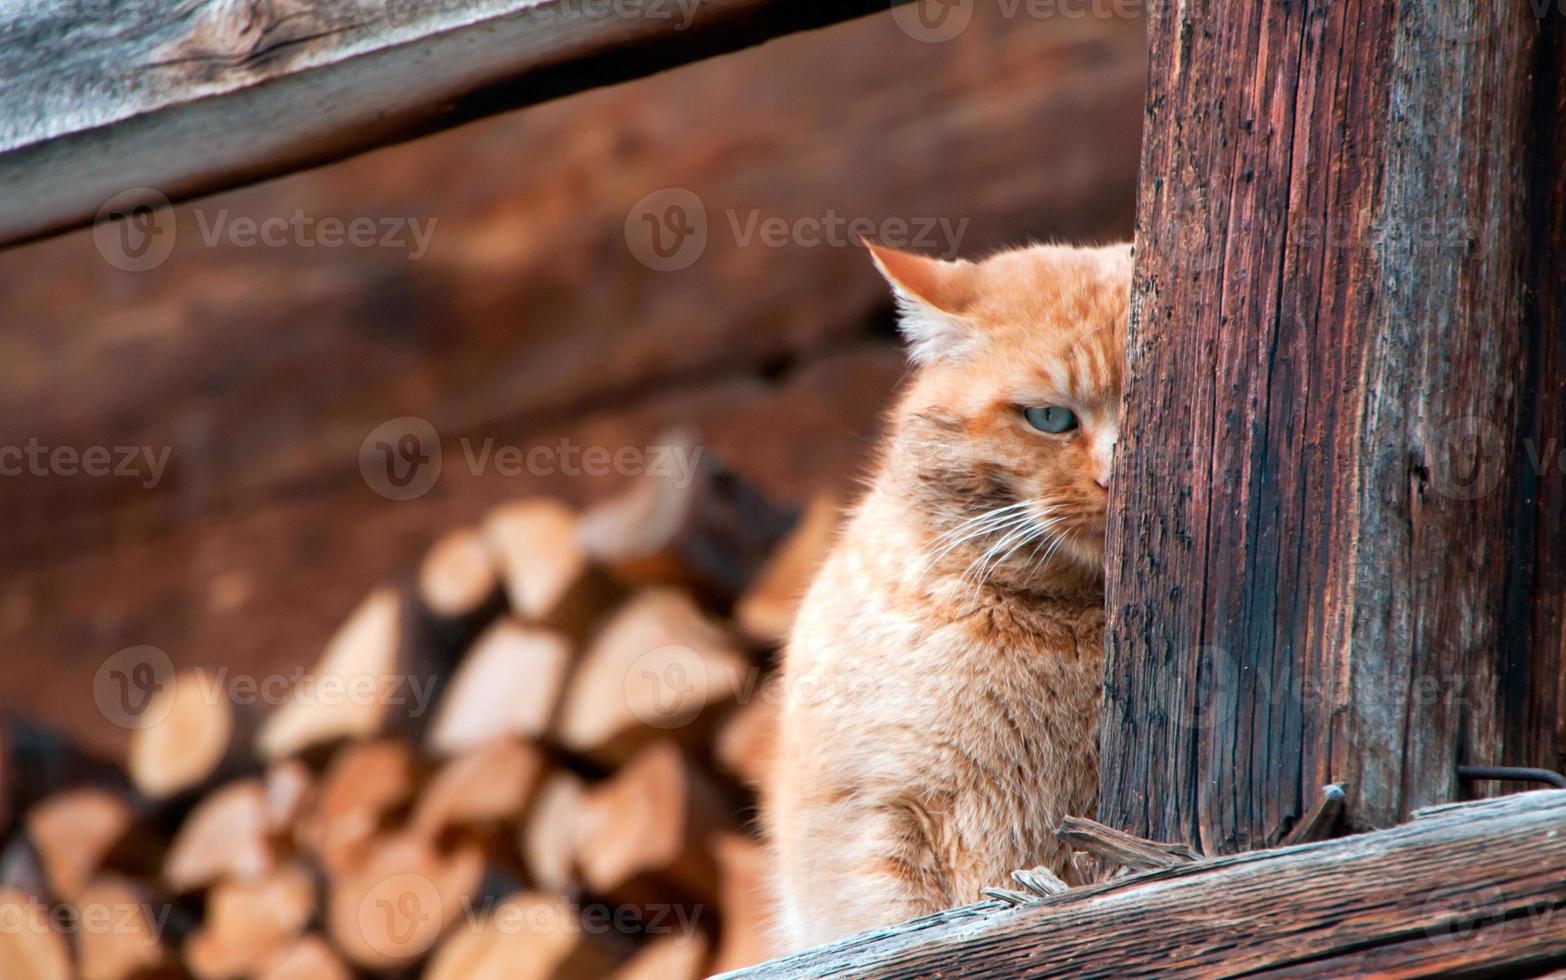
[0,432,842,980]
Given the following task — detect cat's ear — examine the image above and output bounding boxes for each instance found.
[864,241,981,365]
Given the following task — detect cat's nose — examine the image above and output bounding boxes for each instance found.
[1095,476,1110,490]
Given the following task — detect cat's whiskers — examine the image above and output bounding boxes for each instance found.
[912,502,1035,585]
[957,508,1066,599]
[916,515,1033,587]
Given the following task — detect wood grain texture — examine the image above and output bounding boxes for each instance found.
[1102,0,1566,852]
[0,0,922,247]
[723,790,1566,978]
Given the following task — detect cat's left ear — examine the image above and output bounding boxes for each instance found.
[865,241,981,366]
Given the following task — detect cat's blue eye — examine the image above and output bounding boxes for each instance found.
[1024,406,1079,434]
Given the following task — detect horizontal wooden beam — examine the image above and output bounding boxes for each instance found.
[723,790,1566,977]
[0,0,908,249]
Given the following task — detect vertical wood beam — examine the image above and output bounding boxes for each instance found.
[1103,0,1566,852]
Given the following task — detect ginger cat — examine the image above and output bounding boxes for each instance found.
[765,241,1131,952]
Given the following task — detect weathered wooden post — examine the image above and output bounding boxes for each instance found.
[1102,0,1566,852]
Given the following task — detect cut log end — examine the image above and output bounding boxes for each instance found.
[426,621,572,756]
[256,588,403,762]
[184,863,314,980]
[128,669,235,801]
[327,833,484,969]
[75,877,170,980]
[418,527,503,621]
[164,779,273,894]
[424,891,630,980]
[557,590,750,763]
[26,788,134,902]
[0,885,71,980]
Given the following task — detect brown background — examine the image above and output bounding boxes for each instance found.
[0,7,1145,757]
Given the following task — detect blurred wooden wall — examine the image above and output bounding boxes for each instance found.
[0,7,1145,756]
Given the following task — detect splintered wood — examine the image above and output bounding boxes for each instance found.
[0,450,831,978]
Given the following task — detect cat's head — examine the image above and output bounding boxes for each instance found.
[869,241,1132,593]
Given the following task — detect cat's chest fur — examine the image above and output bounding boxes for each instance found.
[783,527,1104,893]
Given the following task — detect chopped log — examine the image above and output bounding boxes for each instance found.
[1054,816,1202,871]
[411,738,543,841]
[733,492,840,644]
[423,891,629,980]
[483,499,623,639]
[326,833,484,970]
[0,885,71,980]
[184,863,314,980]
[74,877,169,980]
[578,431,796,608]
[262,760,313,835]
[611,935,711,980]
[709,833,770,975]
[26,788,134,902]
[520,771,586,895]
[713,686,780,790]
[418,527,504,623]
[164,779,273,893]
[297,739,415,876]
[557,590,752,764]
[725,790,1566,978]
[413,528,510,700]
[127,669,236,801]
[257,588,417,760]
[573,742,728,906]
[255,935,350,980]
[426,622,573,757]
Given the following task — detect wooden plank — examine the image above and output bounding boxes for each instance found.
[1101,0,1566,852]
[723,790,1566,978]
[0,0,911,248]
